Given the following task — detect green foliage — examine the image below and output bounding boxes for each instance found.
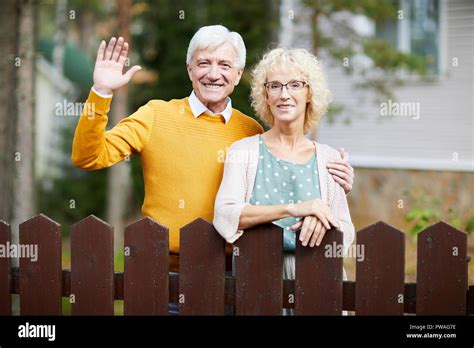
[363,38,427,74]
[404,190,474,237]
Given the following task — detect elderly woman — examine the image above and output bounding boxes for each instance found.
[213,48,355,313]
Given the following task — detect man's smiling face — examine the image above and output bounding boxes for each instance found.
[187,41,242,113]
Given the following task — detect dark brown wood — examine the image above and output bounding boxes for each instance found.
[8,270,464,315]
[468,286,474,315]
[62,269,71,296]
[124,217,169,315]
[235,223,283,315]
[404,283,417,313]
[115,272,123,300]
[416,221,467,315]
[19,214,62,315]
[343,281,356,312]
[71,215,114,315]
[356,222,405,315]
[283,279,295,308]
[4,218,471,316]
[0,220,11,314]
[295,228,343,315]
[179,218,226,315]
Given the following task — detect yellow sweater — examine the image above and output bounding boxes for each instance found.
[72,89,263,270]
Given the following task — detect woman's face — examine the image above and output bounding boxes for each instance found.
[265,67,310,129]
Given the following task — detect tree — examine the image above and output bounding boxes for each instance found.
[107,0,133,255]
[11,0,37,252]
[0,1,19,223]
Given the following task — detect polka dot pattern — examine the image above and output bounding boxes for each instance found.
[250,135,322,252]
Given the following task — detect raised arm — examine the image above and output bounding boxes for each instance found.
[93,37,142,95]
[71,37,152,170]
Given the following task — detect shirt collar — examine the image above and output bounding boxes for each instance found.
[188,90,232,124]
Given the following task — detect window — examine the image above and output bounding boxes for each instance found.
[376,0,440,74]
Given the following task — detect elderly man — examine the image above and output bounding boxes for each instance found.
[72,25,354,273]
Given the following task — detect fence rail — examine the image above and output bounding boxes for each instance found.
[0,214,472,315]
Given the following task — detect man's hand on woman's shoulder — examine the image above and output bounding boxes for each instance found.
[326,147,354,194]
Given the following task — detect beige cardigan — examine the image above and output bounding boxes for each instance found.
[213,134,355,255]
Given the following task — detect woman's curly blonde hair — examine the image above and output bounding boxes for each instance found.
[250,48,331,134]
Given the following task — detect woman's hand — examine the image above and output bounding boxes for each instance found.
[93,37,142,95]
[326,147,354,194]
[288,199,338,230]
[290,216,328,247]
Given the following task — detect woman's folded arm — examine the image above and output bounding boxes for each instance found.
[213,142,250,243]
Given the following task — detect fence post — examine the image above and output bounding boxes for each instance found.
[71,215,114,315]
[124,217,169,315]
[356,222,405,315]
[295,228,343,315]
[416,221,467,315]
[235,223,283,315]
[179,218,226,315]
[19,214,62,315]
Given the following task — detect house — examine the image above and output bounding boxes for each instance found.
[280,0,473,229]
[35,38,93,189]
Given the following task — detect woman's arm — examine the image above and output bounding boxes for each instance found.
[214,141,341,243]
[213,141,252,243]
[238,204,292,230]
[239,198,338,232]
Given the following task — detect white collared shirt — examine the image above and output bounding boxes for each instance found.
[188,91,232,124]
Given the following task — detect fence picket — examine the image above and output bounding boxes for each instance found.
[356,222,405,315]
[235,223,283,315]
[71,215,114,315]
[416,222,467,315]
[295,228,343,315]
[19,214,62,315]
[179,218,226,315]
[124,217,169,315]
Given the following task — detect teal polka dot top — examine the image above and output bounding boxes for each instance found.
[249,135,321,252]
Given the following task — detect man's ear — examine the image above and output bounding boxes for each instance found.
[186,64,193,82]
[234,69,243,86]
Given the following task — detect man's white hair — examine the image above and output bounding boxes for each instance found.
[186,25,246,70]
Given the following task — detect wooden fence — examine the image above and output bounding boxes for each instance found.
[0,214,472,315]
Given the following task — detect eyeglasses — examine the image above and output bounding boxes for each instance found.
[264,80,308,94]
